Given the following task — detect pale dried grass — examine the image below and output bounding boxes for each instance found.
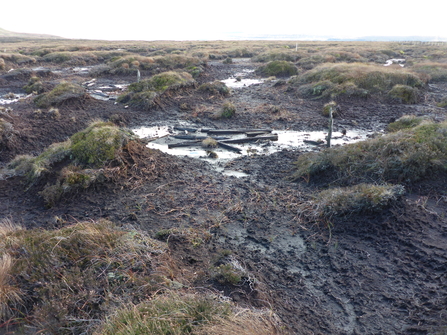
[0,254,23,320]
[197,307,287,335]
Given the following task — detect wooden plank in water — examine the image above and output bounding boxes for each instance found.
[245,131,271,137]
[221,134,278,144]
[168,140,202,148]
[173,126,198,133]
[217,141,242,153]
[206,129,273,135]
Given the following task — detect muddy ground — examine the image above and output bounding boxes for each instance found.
[1,55,447,334]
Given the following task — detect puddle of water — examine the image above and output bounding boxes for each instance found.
[133,126,172,138]
[384,58,405,67]
[132,125,374,177]
[84,80,129,101]
[72,67,90,73]
[0,93,28,105]
[221,68,263,88]
[221,77,263,88]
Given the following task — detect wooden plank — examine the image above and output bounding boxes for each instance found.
[221,134,278,144]
[245,131,271,137]
[217,141,242,153]
[173,126,198,133]
[206,129,273,135]
[168,140,202,148]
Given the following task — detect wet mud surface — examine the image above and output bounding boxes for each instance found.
[1,55,447,334]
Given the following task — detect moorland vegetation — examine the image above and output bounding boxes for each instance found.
[1,36,447,334]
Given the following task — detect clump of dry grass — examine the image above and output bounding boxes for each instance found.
[95,292,231,335]
[202,137,218,148]
[0,220,169,332]
[0,217,23,236]
[95,292,286,335]
[0,118,15,144]
[0,254,23,321]
[311,183,405,217]
[322,101,338,117]
[0,53,36,65]
[7,140,72,183]
[197,307,286,335]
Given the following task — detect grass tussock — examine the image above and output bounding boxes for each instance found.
[0,217,23,237]
[202,137,218,148]
[213,101,236,119]
[198,81,230,96]
[386,84,419,104]
[256,60,298,77]
[0,220,169,332]
[70,121,130,167]
[0,118,15,144]
[96,292,284,335]
[291,120,447,185]
[290,62,425,100]
[196,307,286,335]
[0,53,36,65]
[6,122,132,205]
[7,140,72,183]
[252,51,301,63]
[102,54,205,77]
[23,76,45,94]
[118,71,195,110]
[96,293,231,335]
[322,101,338,117]
[312,183,405,217]
[0,253,23,321]
[41,51,100,65]
[438,96,447,108]
[34,81,86,108]
[411,62,447,82]
[386,115,426,132]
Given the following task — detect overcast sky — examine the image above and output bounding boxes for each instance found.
[2,0,446,40]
